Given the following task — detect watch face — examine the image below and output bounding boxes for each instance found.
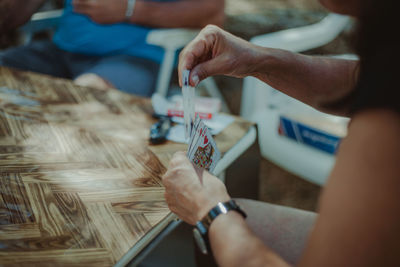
[193,228,208,255]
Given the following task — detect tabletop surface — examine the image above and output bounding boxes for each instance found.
[0,67,253,266]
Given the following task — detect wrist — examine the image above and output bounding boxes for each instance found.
[193,200,247,254]
[209,209,246,236]
[128,0,145,24]
[196,193,230,222]
[250,46,278,80]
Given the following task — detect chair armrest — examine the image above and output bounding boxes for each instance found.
[19,9,63,34]
[250,13,350,52]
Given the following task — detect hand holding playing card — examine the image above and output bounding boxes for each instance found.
[178,25,259,87]
[162,152,230,225]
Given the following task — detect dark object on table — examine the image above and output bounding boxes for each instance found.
[150,116,172,144]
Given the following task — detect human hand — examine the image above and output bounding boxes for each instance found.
[162,151,230,225]
[178,25,261,87]
[72,0,127,24]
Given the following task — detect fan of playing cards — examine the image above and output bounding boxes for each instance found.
[182,71,221,174]
[187,114,221,174]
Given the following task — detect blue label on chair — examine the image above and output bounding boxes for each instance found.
[278,116,341,155]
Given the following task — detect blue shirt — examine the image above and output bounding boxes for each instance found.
[53,0,172,63]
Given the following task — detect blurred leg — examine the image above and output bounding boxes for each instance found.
[0,40,70,77]
[235,198,317,265]
[72,55,160,97]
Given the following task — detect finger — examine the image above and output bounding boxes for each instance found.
[169,151,188,168]
[178,45,203,87]
[164,191,175,206]
[190,57,225,85]
[168,205,196,225]
[178,33,215,87]
[161,171,171,187]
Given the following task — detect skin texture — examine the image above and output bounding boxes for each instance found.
[72,0,225,28]
[0,0,46,31]
[162,151,230,225]
[178,25,359,116]
[164,110,400,267]
[163,0,400,266]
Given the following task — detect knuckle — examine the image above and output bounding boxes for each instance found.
[204,24,218,32]
[203,25,221,37]
[196,67,209,80]
[169,152,186,167]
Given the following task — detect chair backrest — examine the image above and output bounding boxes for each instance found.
[19,10,63,44]
[241,13,350,120]
[146,28,198,97]
[240,13,352,185]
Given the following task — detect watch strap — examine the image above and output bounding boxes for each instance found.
[201,200,246,229]
[194,200,246,254]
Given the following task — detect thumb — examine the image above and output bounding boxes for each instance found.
[190,59,223,86]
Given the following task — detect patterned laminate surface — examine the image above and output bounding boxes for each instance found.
[0,67,252,266]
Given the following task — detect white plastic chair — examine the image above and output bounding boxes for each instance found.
[240,13,352,186]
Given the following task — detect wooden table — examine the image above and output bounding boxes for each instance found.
[0,67,255,266]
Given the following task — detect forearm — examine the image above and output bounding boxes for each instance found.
[251,46,359,116]
[130,0,224,28]
[0,0,45,31]
[209,211,290,267]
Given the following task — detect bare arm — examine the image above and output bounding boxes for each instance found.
[299,109,400,266]
[73,0,225,28]
[130,0,224,28]
[209,212,290,267]
[179,25,358,116]
[163,109,400,267]
[251,48,359,116]
[0,0,46,31]
[206,109,400,267]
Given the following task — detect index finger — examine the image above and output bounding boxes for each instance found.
[169,151,189,168]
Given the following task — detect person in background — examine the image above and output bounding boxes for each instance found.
[163,0,400,266]
[0,0,224,96]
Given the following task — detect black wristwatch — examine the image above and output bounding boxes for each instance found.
[193,199,247,254]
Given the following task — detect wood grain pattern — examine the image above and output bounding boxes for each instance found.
[0,67,253,266]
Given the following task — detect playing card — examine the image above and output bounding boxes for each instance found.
[188,121,221,174]
[182,70,195,139]
[187,118,203,159]
[187,114,201,154]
